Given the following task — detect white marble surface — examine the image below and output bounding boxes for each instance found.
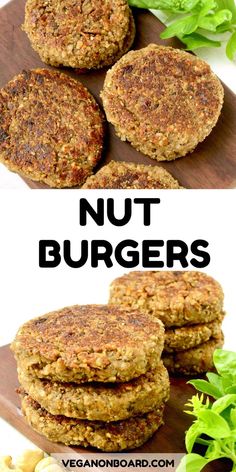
[0,0,235,188]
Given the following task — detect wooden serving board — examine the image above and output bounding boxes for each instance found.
[0,344,232,471]
[0,0,236,189]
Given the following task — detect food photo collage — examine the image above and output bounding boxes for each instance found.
[0,0,236,471]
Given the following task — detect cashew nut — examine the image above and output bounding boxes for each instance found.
[35,458,58,472]
[0,456,22,472]
[15,450,44,472]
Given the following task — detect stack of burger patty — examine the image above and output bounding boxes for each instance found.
[11,305,170,451]
[109,271,225,375]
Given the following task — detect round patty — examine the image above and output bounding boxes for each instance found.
[0,69,104,188]
[109,271,224,328]
[21,393,164,451]
[82,160,183,189]
[23,0,135,69]
[164,318,223,353]
[12,304,164,383]
[101,44,224,161]
[18,362,169,422]
[163,335,224,375]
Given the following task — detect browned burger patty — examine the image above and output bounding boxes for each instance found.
[23,0,135,69]
[109,271,224,328]
[162,334,224,375]
[101,44,224,161]
[82,160,183,189]
[18,362,169,422]
[21,393,164,451]
[0,69,104,188]
[11,304,165,383]
[164,318,223,353]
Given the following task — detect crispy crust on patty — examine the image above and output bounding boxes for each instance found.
[23,0,135,69]
[18,362,169,422]
[0,69,104,188]
[164,318,223,353]
[21,393,164,451]
[82,160,183,189]
[109,271,224,328]
[163,335,224,375]
[101,44,224,161]
[11,304,165,383]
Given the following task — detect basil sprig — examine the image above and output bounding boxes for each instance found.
[176,349,236,472]
[128,0,236,60]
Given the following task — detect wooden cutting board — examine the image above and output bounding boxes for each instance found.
[0,0,236,189]
[0,344,231,471]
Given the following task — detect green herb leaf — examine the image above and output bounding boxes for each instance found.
[206,372,224,394]
[214,349,236,379]
[212,394,236,414]
[198,0,218,17]
[197,409,231,438]
[176,453,209,472]
[160,15,199,38]
[216,0,236,21]
[185,422,200,453]
[226,30,236,60]
[230,407,236,427]
[188,379,222,398]
[129,0,236,60]
[181,32,221,48]
[198,9,232,30]
[128,0,201,12]
[225,385,236,394]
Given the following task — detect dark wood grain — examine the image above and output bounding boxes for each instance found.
[0,0,236,188]
[0,345,231,471]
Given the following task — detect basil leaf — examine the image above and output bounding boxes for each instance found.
[214,349,236,379]
[128,0,201,11]
[222,376,235,392]
[225,385,236,394]
[198,9,232,30]
[226,30,236,60]
[128,0,161,7]
[188,379,222,399]
[181,32,221,49]
[160,15,199,38]
[197,410,231,438]
[212,394,236,414]
[206,372,224,395]
[205,439,223,460]
[198,0,218,17]
[176,453,209,472]
[185,422,200,453]
[216,0,236,21]
[230,407,236,428]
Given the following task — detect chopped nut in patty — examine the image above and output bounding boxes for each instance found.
[18,362,169,422]
[21,392,165,451]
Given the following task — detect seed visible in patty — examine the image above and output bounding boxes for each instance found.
[23,0,135,69]
[82,160,183,189]
[101,44,224,161]
[0,69,104,188]
[11,304,165,383]
[18,361,170,422]
[109,271,224,327]
[20,392,165,452]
